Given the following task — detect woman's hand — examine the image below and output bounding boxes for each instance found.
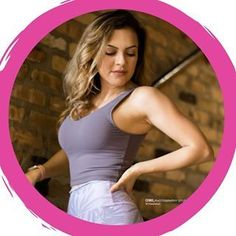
[25,169,41,186]
[110,163,141,201]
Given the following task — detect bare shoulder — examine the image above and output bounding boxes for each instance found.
[113,86,178,134]
[124,86,164,127]
[129,86,165,107]
[127,85,181,126]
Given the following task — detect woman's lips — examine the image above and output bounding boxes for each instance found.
[111,70,127,75]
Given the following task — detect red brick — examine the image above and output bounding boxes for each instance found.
[29,111,58,135]
[210,86,223,103]
[28,48,46,63]
[52,55,68,74]
[172,74,188,87]
[134,12,157,26]
[49,96,65,112]
[218,105,224,118]
[200,126,218,143]
[198,99,218,115]
[139,172,165,183]
[160,83,175,98]
[48,142,62,156]
[31,69,62,92]
[146,25,167,47]
[150,183,175,198]
[163,137,181,150]
[212,144,220,158]
[142,210,161,219]
[9,105,25,122]
[55,23,67,35]
[162,203,179,213]
[144,128,163,143]
[10,127,43,149]
[188,110,199,124]
[191,80,207,94]
[155,46,171,69]
[47,178,70,211]
[187,64,199,77]
[187,165,198,171]
[186,171,206,189]
[11,84,46,106]
[170,39,192,58]
[177,102,194,118]
[137,142,155,160]
[75,13,97,25]
[41,34,67,51]
[175,185,193,199]
[197,110,210,125]
[17,63,28,80]
[56,20,83,40]
[159,20,182,37]
[165,170,186,182]
[198,161,214,173]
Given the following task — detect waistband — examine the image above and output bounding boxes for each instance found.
[69,180,116,193]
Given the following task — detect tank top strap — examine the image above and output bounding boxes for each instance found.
[105,87,136,125]
[112,87,136,106]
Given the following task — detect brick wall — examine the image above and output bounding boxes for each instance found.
[10,11,223,219]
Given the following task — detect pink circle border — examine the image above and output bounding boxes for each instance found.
[0,0,236,235]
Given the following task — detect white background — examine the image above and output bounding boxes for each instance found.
[0,1,235,235]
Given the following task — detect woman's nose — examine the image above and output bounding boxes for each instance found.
[115,52,126,65]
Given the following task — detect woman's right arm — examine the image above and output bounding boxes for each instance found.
[25,149,69,185]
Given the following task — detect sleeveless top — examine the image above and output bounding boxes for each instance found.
[58,87,147,187]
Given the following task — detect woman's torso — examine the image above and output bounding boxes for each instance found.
[58,86,152,186]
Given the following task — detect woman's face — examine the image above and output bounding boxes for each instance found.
[97,28,138,88]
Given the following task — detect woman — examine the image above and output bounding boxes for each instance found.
[26,10,214,225]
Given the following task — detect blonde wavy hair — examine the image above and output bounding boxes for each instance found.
[58,10,146,126]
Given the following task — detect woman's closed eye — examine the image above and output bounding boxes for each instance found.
[126,52,136,57]
[105,51,136,57]
[105,51,116,56]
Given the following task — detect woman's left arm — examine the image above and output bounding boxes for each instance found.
[110,86,214,194]
[133,86,214,176]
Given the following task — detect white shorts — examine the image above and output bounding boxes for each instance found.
[67,180,144,225]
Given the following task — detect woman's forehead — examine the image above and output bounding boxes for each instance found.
[106,28,138,46]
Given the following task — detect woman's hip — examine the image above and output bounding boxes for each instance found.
[67,180,143,225]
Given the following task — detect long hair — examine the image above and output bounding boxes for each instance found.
[58,10,146,125]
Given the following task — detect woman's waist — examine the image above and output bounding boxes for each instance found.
[69,179,116,193]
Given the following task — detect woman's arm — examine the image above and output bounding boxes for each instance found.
[133,86,214,176]
[134,145,213,177]
[110,86,214,194]
[26,149,69,185]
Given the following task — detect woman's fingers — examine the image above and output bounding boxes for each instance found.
[25,169,41,186]
[110,182,122,192]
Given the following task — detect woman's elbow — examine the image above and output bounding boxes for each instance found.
[200,143,215,163]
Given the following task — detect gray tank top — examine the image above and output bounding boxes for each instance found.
[58,87,147,187]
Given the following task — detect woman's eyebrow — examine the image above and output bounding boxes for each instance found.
[107,44,137,49]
